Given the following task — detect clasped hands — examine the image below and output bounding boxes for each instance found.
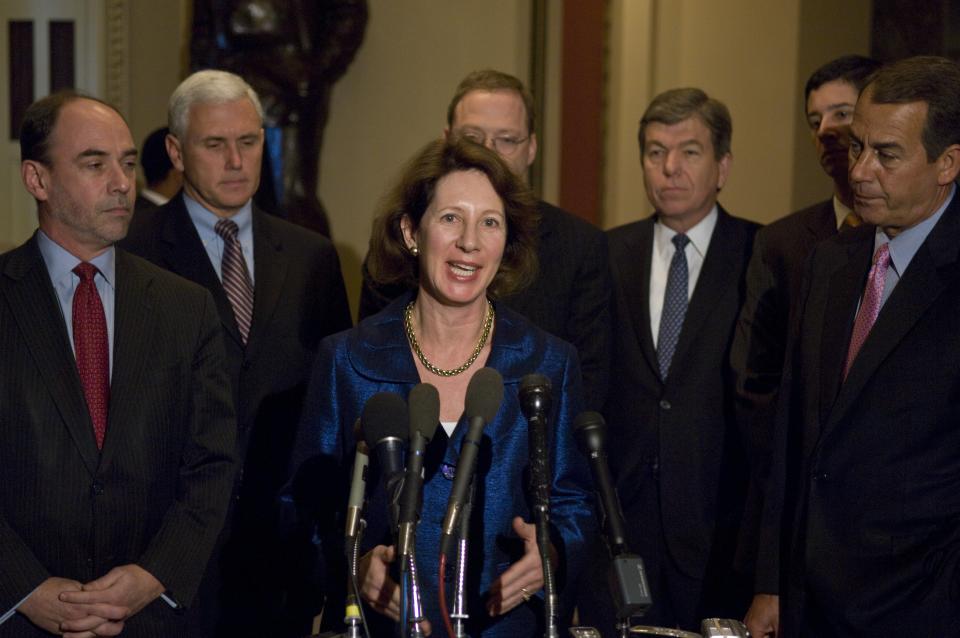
[359,516,553,636]
[19,564,164,637]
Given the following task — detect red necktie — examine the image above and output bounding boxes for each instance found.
[72,263,110,449]
[843,243,891,380]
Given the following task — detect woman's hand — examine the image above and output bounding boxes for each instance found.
[358,544,431,635]
[486,516,555,616]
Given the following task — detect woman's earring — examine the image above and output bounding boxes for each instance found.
[410,245,419,256]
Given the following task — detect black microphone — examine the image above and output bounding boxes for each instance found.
[344,418,370,545]
[360,392,408,531]
[519,373,553,510]
[573,411,629,555]
[439,367,503,557]
[573,411,651,623]
[397,383,440,562]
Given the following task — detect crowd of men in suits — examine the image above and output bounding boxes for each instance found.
[2,52,959,638]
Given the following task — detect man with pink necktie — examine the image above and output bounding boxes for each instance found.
[760,56,960,637]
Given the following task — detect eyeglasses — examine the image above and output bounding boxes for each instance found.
[458,128,530,155]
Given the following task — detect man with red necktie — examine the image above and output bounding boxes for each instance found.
[0,92,236,636]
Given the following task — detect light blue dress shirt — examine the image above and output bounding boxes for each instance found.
[874,183,955,309]
[183,192,255,284]
[36,230,116,377]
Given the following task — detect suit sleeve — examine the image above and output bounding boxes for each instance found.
[753,246,817,594]
[0,516,50,612]
[565,230,612,412]
[137,289,238,606]
[549,348,596,609]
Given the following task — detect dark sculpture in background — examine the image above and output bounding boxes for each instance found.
[191,0,368,237]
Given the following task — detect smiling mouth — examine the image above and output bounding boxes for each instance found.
[449,262,478,277]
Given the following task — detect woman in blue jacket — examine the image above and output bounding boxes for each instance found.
[291,138,593,637]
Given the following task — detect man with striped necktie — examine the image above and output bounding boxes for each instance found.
[122,70,352,637]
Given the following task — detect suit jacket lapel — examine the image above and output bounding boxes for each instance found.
[158,196,243,347]
[617,218,659,377]
[245,208,287,360]
[816,231,871,427]
[101,250,157,466]
[828,197,960,429]
[2,236,100,473]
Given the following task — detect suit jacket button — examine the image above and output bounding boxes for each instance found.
[91,481,105,496]
[659,399,671,410]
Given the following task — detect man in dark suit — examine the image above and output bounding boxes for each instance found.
[122,70,352,636]
[731,55,881,635]
[580,88,759,634]
[359,69,611,410]
[767,56,960,637]
[0,93,236,636]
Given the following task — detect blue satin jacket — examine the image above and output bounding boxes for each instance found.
[290,295,594,637]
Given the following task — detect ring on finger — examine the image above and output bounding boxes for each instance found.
[519,586,532,602]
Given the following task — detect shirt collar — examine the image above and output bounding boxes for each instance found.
[140,188,168,206]
[182,191,253,239]
[654,204,718,259]
[876,182,955,275]
[36,229,116,289]
[833,196,853,229]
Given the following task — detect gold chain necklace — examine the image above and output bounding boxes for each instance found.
[404,299,494,377]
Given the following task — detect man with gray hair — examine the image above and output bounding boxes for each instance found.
[580,88,759,633]
[123,69,351,636]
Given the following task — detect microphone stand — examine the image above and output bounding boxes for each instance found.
[528,421,559,638]
[344,520,367,638]
[405,551,426,638]
[450,479,476,638]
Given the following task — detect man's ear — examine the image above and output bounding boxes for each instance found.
[936,143,960,185]
[21,160,50,202]
[165,133,185,173]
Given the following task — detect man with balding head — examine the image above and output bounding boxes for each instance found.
[763,56,960,636]
[0,93,236,636]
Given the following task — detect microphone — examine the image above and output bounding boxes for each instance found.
[439,367,503,557]
[360,392,408,531]
[397,383,440,562]
[573,411,651,623]
[519,373,553,510]
[344,418,370,545]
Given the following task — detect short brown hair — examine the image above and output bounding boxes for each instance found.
[368,137,539,299]
[863,55,960,161]
[446,69,535,134]
[20,91,119,164]
[638,88,732,160]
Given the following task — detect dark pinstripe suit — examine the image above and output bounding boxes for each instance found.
[0,235,237,637]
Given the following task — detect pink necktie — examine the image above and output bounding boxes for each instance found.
[72,263,110,449]
[843,243,891,379]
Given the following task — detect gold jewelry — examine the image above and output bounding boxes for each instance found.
[519,586,532,602]
[404,299,494,377]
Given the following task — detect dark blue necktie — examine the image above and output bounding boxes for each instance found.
[657,233,690,379]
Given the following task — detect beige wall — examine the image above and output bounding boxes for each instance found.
[604,0,871,229]
[120,0,872,315]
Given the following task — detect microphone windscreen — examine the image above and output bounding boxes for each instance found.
[465,367,504,423]
[361,392,409,446]
[573,410,606,454]
[408,383,440,441]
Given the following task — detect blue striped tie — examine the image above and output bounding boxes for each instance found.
[657,233,689,378]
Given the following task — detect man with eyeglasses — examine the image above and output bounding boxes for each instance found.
[359,69,611,411]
